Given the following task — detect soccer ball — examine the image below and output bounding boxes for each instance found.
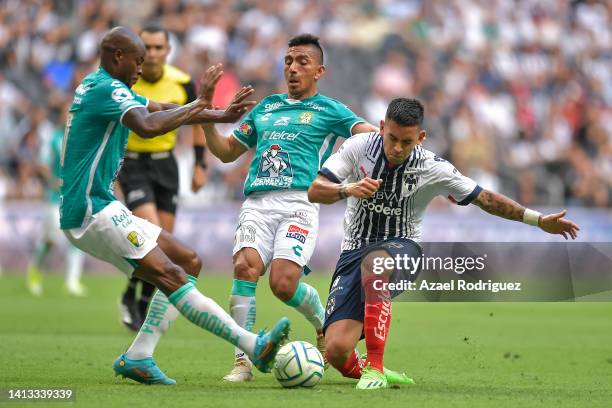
[272,341,325,388]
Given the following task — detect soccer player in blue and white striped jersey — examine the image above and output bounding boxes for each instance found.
[308,98,579,390]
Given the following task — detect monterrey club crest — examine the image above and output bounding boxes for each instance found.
[401,169,420,197]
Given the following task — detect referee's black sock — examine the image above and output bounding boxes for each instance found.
[123,276,139,302]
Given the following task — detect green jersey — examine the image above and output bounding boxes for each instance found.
[232,93,364,196]
[39,128,63,204]
[59,67,148,229]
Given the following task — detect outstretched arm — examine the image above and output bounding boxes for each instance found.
[472,189,580,240]
[125,64,256,138]
[122,103,220,138]
[129,88,256,138]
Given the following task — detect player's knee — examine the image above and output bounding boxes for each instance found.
[233,259,259,282]
[361,249,392,277]
[269,274,298,302]
[183,249,202,278]
[325,337,353,368]
[150,262,188,293]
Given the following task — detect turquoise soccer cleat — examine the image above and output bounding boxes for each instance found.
[113,354,176,385]
[251,317,291,373]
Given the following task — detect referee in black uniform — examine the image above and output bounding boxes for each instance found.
[117,24,208,331]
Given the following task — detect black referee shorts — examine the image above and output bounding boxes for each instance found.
[118,151,179,214]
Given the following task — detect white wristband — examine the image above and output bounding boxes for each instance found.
[523,208,542,226]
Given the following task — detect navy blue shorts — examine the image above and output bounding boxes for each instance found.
[322,238,423,333]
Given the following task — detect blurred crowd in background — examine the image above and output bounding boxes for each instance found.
[0,0,610,207]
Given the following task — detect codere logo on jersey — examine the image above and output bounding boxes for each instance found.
[361,200,402,216]
[286,224,309,244]
[127,231,144,248]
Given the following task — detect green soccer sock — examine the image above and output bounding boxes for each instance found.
[168,280,256,356]
[229,279,257,361]
[285,281,325,331]
[125,275,197,359]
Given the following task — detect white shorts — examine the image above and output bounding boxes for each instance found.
[64,200,162,275]
[42,203,63,243]
[233,190,319,269]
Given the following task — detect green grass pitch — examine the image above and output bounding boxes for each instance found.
[1,273,611,407]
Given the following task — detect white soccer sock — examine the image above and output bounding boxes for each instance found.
[125,288,179,360]
[65,245,84,285]
[169,281,256,357]
[229,279,257,361]
[285,281,325,330]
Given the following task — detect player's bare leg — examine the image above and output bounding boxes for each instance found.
[224,248,264,382]
[115,232,289,385]
[324,319,364,378]
[139,208,176,319]
[123,230,199,362]
[358,249,417,389]
[269,258,327,365]
[120,203,176,330]
[120,203,161,330]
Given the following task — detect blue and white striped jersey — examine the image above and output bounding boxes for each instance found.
[319,132,482,250]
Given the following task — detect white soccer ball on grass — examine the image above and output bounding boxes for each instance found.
[272,341,324,388]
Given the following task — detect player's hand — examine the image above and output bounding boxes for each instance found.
[538,209,580,240]
[346,177,383,199]
[219,86,257,123]
[191,165,207,192]
[198,63,223,107]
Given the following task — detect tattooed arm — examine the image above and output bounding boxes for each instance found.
[472,190,526,222]
[472,189,580,240]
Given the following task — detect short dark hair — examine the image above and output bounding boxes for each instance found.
[288,33,324,64]
[386,98,424,127]
[141,22,169,42]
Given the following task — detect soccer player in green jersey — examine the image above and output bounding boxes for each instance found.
[26,104,86,297]
[202,34,378,381]
[59,26,290,385]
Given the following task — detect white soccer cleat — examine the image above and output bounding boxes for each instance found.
[223,357,254,382]
[26,267,43,297]
[27,280,43,297]
[64,281,88,297]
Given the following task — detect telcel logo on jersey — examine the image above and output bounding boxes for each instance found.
[361,200,402,216]
[262,130,300,141]
[286,224,309,244]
